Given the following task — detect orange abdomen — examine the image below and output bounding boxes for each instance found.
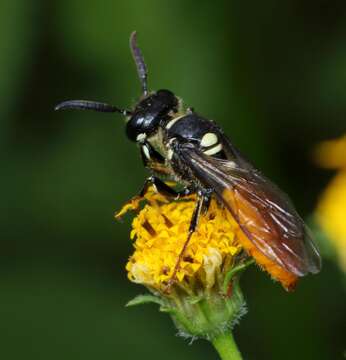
[223,189,298,290]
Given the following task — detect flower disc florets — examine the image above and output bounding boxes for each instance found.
[125,190,242,293]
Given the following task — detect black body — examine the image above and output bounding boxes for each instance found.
[168,114,214,141]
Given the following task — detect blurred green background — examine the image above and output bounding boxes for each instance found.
[1,0,346,359]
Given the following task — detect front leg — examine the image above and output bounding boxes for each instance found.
[140,176,192,198]
[115,176,192,220]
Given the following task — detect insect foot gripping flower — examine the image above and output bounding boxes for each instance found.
[314,135,346,273]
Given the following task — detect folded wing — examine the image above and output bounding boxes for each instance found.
[175,141,321,278]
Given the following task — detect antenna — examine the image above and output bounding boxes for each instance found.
[130,31,148,96]
[54,100,131,116]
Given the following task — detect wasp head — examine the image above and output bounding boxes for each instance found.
[126,89,178,142]
[54,32,179,143]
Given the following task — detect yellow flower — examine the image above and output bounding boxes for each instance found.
[119,187,249,340]
[125,194,242,292]
[315,135,346,272]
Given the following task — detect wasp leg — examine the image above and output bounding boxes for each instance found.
[201,189,213,214]
[115,176,192,220]
[166,190,210,290]
[140,176,192,198]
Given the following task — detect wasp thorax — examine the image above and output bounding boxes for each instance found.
[126,89,178,142]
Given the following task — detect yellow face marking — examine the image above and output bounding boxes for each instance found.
[142,145,151,160]
[136,133,146,142]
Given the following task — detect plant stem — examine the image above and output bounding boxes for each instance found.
[211,332,243,360]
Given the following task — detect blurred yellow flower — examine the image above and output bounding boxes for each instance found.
[314,134,346,170]
[315,135,346,272]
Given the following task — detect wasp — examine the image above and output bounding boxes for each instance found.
[55,32,321,289]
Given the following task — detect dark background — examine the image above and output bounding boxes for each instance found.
[1,0,345,359]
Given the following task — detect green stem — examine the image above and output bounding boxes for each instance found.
[211,332,243,360]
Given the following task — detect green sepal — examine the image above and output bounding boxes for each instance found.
[222,259,255,294]
[126,294,165,307]
[187,295,204,305]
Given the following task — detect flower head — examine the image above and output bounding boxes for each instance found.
[126,195,242,292]
[117,187,249,339]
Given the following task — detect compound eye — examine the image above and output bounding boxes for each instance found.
[126,117,143,142]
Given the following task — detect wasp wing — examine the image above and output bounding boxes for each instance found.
[174,141,321,276]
